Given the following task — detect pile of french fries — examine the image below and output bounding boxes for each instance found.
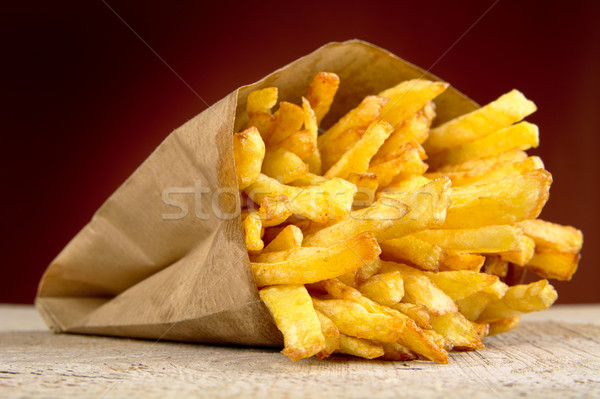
[233,72,583,363]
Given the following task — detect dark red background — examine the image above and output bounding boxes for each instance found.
[2,1,599,304]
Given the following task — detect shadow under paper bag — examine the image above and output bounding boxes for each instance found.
[36,39,478,347]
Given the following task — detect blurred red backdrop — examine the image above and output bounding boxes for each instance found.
[1,0,598,303]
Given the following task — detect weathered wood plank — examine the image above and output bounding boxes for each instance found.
[0,305,599,398]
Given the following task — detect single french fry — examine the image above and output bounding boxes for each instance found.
[259,285,325,361]
[439,253,485,272]
[251,232,380,286]
[277,129,317,160]
[337,334,384,359]
[517,219,583,254]
[243,214,263,252]
[261,147,308,184]
[233,127,266,190]
[378,177,452,240]
[312,298,404,343]
[358,271,405,307]
[412,225,524,254]
[443,170,552,228]
[302,197,408,247]
[431,312,485,351]
[434,149,527,173]
[315,310,341,359]
[256,195,292,227]
[378,79,448,128]
[346,172,379,208]
[498,235,535,266]
[456,292,493,321]
[402,275,458,317]
[380,341,417,361]
[245,174,355,223]
[427,270,507,302]
[424,89,537,154]
[390,302,432,329]
[426,156,544,187]
[380,236,446,272]
[525,249,580,281]
[306,72,340,125]
[325,120,394,179]
[428,121,539,169]
[477,280,558,323]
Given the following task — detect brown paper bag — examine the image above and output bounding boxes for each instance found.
[36,39,478,347]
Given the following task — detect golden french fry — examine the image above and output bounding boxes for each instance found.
[380,341,417,361]
[427,156,544,187]
[398,319,448,364]
[478,279,558,323]
[256,195,292,227]
[428,121,539,169]
[525,249,580,281]
[312,298,404,343]
[488,316,520,336]
[434,149,528,173]
[412,225,525,254]
[246,87,278,138]
[315,310,341,359]
[383,175,431,194]
[498,235,535,266]
[306,72,340,125]
[261,147,308,184]
[267,102,305,145]
[251,232,380,286]
[378,177,452,240]
[233,127,266,190]
[263,225,303,253]
[325,120,394,179]
[242,214,263,252]
[355,258,382,286]
[402,275,457,316]
[439,253,486,272]
[443,170,552,228]
[390,302,431,329]
[346,172,379,208]
[378,79,448,128]
[245,174,355,223]
[337,334,384,359]
[289,172,327,187]
[259,285,325,361]
[456,292,493,321]
[427,270,507,302]
[518,219,583,254]
[358,271,405,307]
[381,236,445,272]
[277,129,317,160]
[319,96,389,171]
[302,197,408,247]
[424,89,537,154]
[431,312,485,351]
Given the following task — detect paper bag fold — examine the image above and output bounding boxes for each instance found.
[36,39,478,347]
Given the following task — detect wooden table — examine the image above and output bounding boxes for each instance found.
[1,304,599,398]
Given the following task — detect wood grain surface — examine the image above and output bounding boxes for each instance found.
[1,304,599,398]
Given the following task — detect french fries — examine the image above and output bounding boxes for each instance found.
[233,71,582,363]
